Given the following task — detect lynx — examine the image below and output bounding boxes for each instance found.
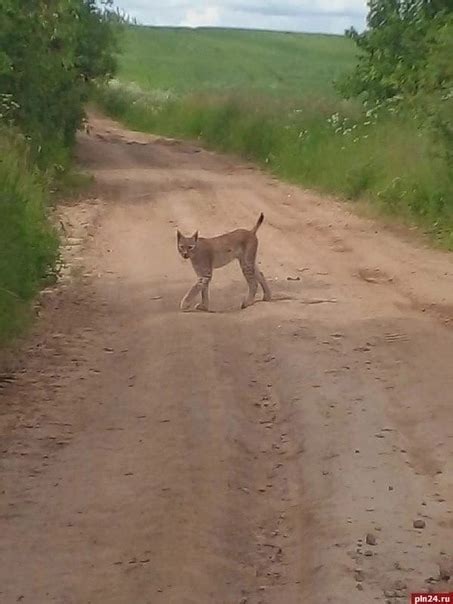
[177,213,271,312]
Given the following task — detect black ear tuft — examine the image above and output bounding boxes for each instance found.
[177,230,181,240]
[193,231,199,242]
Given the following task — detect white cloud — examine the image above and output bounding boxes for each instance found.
[316,0,365,13]
[117,0,367,34]
[181,7,222,28]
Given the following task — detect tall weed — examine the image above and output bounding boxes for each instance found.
[0,127,59,343]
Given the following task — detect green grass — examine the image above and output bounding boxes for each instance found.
[117,26,357,99]
[99,25,453,248]
[0,127,59,344]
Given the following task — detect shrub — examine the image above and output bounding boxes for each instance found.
[0,0,118,168]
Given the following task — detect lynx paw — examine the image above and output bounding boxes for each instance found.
[195,303,209,312]
[180,299,191,312]
[241,299,254,309]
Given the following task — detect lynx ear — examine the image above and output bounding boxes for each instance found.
[177,229,181,241]
[192,231,198,242]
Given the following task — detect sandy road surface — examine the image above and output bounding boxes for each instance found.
[1,114,452,604]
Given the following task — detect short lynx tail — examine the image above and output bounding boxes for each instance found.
[252,212,264,234]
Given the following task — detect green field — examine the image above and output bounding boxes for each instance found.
[99,25,453,249]
[117,26,356,98]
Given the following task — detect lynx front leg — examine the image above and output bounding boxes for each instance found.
[196,277,211,312]
[180,281,202,311]
[180,276,211,311]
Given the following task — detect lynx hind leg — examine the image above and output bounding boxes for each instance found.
[239,246,259,309]
[256,267,271,301]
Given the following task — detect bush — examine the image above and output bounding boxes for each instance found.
[338,2,453,166]
[0,0,118,168]
[0,1,119,344]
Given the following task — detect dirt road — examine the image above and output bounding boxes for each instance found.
[1,115,452,604]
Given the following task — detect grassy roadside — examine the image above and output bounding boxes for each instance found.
[0,127,59,344]
[97,82,453,249]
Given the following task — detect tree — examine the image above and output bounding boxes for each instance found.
[0,0,118,165]
[338,0,452,102]
[338,1,453,162]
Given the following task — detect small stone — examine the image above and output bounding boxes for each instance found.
[384,590,396,598]
[356,583,364,591]
[364,550,373,557]
[355,570,364,582]
[366,533,377,546]
[439,558,453,581]
[413,519,426,529]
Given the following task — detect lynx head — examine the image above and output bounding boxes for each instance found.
[177,230,199,260]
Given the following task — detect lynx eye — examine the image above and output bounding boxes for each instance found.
[188,245,195,250]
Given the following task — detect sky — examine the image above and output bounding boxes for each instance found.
[118,1,368,35]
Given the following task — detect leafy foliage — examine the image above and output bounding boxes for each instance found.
[0,0,118,166]
[416,15,453,162]
[0,1,118,343]
[339,1,453,187]
[339,1,452,102]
